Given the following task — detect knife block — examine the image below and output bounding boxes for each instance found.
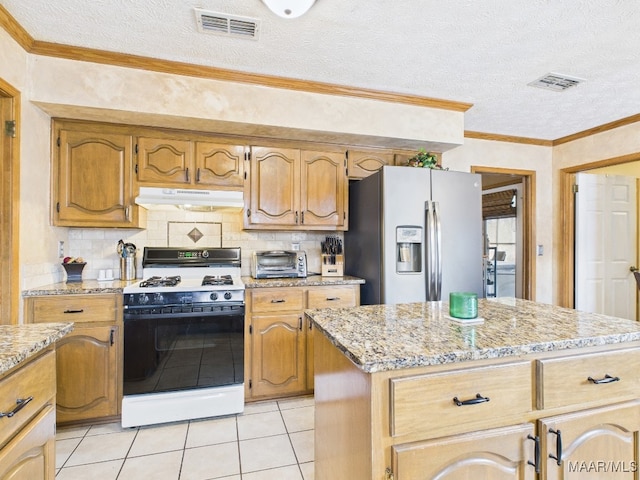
[321,254,344,277]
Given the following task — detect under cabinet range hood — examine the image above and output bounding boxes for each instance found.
[135,187,244,211]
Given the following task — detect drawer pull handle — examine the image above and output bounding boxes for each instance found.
[527,434,541,473]
[587,374,620,384]
[326,297,340,301]
[270,299,286,303]
[453,393,490,406]
[0,396,33,418]
[549,428,562,466]
[63,309,84,314]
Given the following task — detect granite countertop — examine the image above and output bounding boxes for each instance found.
[22,279,138,296]
[242,275,365,288]
[23,276,364,296]
[0,323,74,375]
[306,298,640,373]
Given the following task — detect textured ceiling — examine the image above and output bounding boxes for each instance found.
[3,0,640,140]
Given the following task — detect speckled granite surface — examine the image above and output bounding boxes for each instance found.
[0,323,74,375]
[242,275,365,288]
[22,280,137,296]
[23,277,364,296]
[306,298,640,373]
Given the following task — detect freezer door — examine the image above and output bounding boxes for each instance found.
[431,169,484,299]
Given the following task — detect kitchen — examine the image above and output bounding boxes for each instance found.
[2,2,640,480]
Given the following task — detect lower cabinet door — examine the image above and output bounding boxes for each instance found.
[251,313,306,398]
[56,325,120,424]
[0,405,55,480]
[540,400,640,479]
[392,423,537,480]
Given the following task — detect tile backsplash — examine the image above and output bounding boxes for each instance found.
[62,208,339,281]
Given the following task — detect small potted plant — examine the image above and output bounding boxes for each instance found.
[407,149,444,169]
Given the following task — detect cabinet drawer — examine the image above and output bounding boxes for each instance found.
[536,347,640,410]
[307,286,358,309]
[390,361,532,439]
[0,351,55,449]
[26,294,118,324]
[250,288,305,313]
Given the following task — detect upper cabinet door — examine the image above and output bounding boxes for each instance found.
[347,150,394,179]
[247,147,300,227]
[136,137,192,185]
[195,142,245,189]
[55,128,138,227]
[300,150,346,228]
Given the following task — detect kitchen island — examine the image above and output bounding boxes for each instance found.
[0,322,73,479]
[307,298,640,480]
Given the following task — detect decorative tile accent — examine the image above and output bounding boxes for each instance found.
[167,222,222,247]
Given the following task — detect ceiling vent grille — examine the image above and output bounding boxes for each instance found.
[194,8,259,40]
[528,73,585,92]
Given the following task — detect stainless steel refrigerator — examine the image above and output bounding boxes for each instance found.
[345,166,483,305]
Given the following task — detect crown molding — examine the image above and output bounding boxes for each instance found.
[0,6,471,113]
[0,5,34,50]
[464,131,553,146]
[552,113,640,146]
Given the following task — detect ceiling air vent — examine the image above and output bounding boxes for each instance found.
[528,73,585,92]
[194,8,260,40]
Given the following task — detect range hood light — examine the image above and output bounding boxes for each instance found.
[135,187,244,210]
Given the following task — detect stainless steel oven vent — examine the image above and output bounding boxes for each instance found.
[194,8,260,40]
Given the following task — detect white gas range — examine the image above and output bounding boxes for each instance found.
[121,247,245,428]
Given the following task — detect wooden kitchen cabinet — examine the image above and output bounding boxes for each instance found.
[346,149,395,179]
[245,147,347,230]
[53,121,142,228]
[392,423,536,480]
[540,400,640,479]
[136,136,245,189]
[246,284,360,400]
[24,294,123,425]
[0,350,56,480]
[314,332,640,479]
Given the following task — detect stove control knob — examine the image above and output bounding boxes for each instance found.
[224,291,232,300]
[202,250,209,258]
[138,293,149,305]
[153,293,164,304]
[210,292,219,301]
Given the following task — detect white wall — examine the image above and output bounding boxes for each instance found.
[443,137,554,303]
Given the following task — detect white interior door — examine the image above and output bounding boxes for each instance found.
[575,173,637,319]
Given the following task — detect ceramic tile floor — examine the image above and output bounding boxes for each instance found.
[55,396,315,480]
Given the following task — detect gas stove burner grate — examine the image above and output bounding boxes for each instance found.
[139,275,182,288]
[202,275,234,286]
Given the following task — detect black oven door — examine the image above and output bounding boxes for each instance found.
[123,305,244,396]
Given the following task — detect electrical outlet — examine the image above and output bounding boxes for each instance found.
[58,241,64,258]
[291,243,300,251]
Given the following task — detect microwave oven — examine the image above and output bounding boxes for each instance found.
[251,250,308,279]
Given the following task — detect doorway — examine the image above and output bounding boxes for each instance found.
[0,78,20,325]
[472,166,536,300]
[560,155,640,316]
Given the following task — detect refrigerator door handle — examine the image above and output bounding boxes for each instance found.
[425,201,437,300]
[434,201,443,301]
